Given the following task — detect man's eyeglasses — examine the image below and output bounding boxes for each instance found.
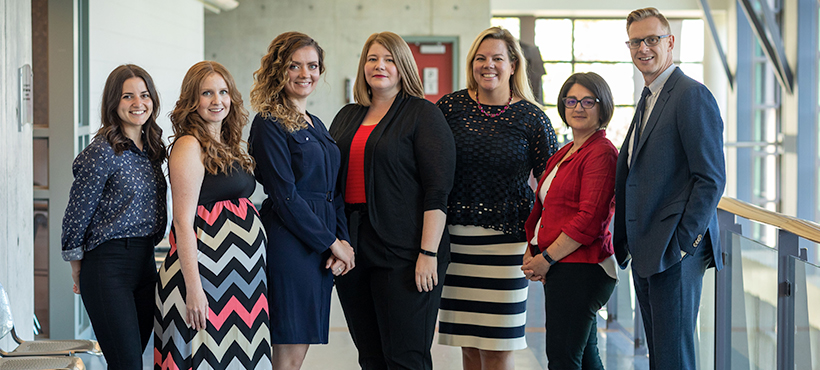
[625,34,671,49]
[562,97,599,109]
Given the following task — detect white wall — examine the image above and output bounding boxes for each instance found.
[0,0,34,347]
[46,0,205,340]
[204,0,491,126]
[87,0,205,140]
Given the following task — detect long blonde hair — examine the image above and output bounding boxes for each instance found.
[250,32,325,133]
[170,61,254,174]
[353,32,424,106]
[466,27,538,106]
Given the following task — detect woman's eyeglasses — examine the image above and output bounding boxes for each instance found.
[562,97,599,109]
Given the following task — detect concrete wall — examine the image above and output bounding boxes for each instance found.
[204,0,491,125]
[0,0,35,347]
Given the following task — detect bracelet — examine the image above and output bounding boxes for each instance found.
[419,249,437,257]
[542,249,558,265]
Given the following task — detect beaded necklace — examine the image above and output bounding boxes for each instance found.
[475,89,513,118]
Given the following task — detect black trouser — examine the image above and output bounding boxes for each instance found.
[543,263,616,370]
[79,237,157,370]
[336,209,447,370]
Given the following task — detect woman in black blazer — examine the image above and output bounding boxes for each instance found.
[330,31,456,370]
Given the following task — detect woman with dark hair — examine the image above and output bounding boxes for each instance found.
[436,26,558,370]
[521,72,619,369]
[330,31,456,370]
[248,31,354,370]
[154,61,271,370]
[61,64,166,369]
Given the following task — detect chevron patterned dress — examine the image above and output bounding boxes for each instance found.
[155,166,271,370]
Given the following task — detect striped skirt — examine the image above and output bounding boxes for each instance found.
[438,225,528,351]
[154,198,272,369]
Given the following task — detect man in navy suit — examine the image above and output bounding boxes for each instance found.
[614,7,726,370]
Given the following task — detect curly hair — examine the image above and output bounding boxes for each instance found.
[465,27,538,106]
[250,32,325,133]
[169,61,253,175]
[97,64,166,163]
[352,32,424,106]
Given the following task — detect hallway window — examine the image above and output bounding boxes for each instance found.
[491,17,520,39]
[497,17,705,146]
[751,39,781,244]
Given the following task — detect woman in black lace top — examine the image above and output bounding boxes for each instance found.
[436,26,558,370]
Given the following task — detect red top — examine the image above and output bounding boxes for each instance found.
[525,130,618,264]
[345,124,378,204]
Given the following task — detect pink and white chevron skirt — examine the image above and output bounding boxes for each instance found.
[154,198,272,370]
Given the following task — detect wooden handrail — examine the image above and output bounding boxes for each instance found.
[718,197,820,244]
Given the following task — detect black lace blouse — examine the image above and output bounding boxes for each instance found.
[438,89,558,241]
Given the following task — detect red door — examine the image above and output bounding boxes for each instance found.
[407,42,454,103]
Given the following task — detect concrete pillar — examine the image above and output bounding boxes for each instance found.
[0,0,35,348]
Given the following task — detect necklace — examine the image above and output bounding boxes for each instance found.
[475,89,512,118]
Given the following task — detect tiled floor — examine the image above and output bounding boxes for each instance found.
[81,282,649,369]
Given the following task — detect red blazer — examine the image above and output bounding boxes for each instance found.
[525,129,617,264]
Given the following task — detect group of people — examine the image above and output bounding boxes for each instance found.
[60,6,725,370]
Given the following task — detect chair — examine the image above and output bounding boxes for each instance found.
[0,282,101,357]
[0,355,85,370]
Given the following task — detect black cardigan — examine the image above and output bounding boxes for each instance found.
[330,92,456,262]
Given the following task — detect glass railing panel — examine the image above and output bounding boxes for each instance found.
[612,265,636,337]
[730,230,779,370]
[792,256,820,370]
[696,267,716,370]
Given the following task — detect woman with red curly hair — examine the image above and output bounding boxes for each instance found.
[154,61,271,370]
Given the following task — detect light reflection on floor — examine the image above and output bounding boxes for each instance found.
[80,282,649,369]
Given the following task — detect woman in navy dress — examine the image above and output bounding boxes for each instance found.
[248,31,355,370]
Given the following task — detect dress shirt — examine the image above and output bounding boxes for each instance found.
[627,63,677,166]
[62,137,167,261]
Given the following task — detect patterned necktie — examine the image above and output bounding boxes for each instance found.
[631,87,651,167]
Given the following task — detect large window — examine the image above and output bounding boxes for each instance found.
[492,17,705,147]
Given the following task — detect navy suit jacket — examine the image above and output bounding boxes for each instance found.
[614,67,726,278]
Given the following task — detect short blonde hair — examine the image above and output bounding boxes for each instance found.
[353,32,424,106]
[626,7,672,35]
[466,27,538,106]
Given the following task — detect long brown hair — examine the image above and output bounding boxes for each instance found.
[250,32,325,133]
[353,32,424,106]
[97,64,166,163]
[169,61,253,174]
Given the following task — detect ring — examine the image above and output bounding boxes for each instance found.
[337,267,343,273]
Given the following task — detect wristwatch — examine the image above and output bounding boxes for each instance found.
[542,249,558,265]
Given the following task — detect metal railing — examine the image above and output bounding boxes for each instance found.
[605,196,820,370]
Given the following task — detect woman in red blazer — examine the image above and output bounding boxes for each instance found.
[521,72,618,370]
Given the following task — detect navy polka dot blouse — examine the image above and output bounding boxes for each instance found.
[61,137,167,261]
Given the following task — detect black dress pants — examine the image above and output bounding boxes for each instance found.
[336,211,447,370]
[79,237,157,370]
[543,262,616,370]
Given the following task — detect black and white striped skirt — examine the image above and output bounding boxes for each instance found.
[437,225,528,351]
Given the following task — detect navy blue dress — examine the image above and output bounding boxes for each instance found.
[248,112,350,344]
